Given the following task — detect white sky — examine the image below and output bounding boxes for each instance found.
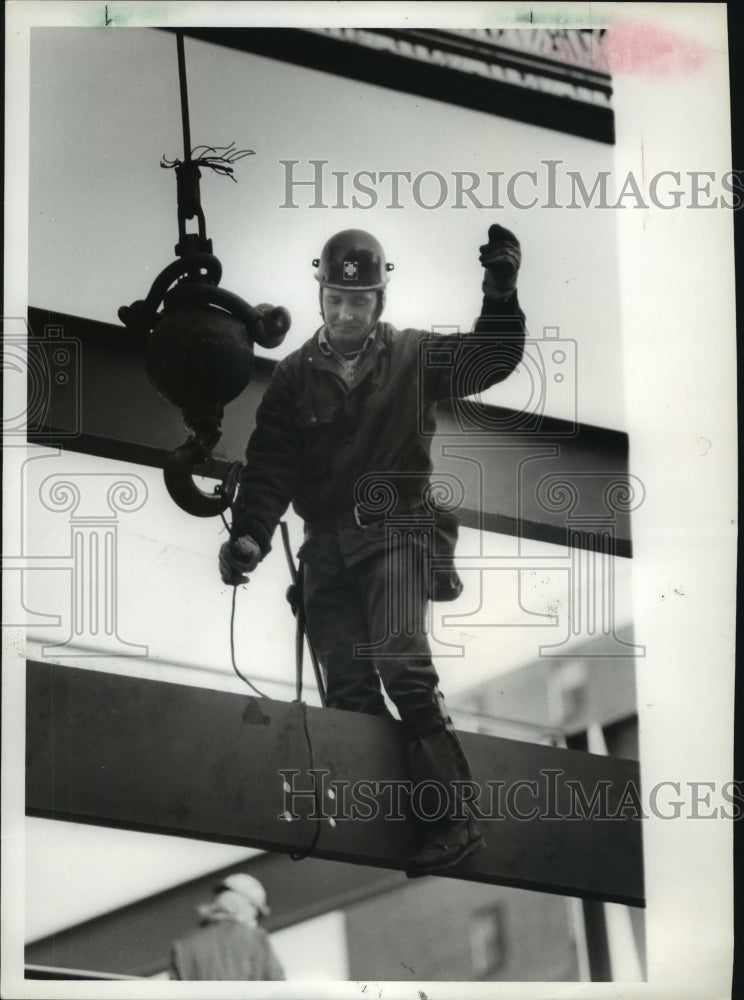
[27,23,624,429]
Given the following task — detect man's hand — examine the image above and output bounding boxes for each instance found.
[219,535,261,586]
[479,224,521,299]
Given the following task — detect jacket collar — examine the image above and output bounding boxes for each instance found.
[317,324,377,360]
[304,323,391,378]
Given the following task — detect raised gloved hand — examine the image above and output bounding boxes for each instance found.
[219,535,261,586]
[479,224,521,299]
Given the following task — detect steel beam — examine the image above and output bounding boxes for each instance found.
[26,307,632,556]
[171,28,615,144]
[26,661,644,908]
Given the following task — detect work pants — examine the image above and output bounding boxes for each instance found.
[301,528,475,826]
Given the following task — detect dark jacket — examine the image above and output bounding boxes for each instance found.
[231,293,526,556]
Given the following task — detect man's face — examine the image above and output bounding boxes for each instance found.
[321,287,379,351]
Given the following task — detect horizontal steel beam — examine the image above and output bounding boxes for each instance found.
[25,307,633,556]
[26,661,644,907]
[172,28,615,144]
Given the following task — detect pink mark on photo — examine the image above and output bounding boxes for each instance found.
[605,22,709,79]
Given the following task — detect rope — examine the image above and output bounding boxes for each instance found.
[218,509,324,859]
[170,33,253,179]
[228,586,268,698]
[176,31,192,163]
[289,701,324,862]
[218,506,267,698]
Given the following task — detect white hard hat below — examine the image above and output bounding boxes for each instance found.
[213,873,270,916]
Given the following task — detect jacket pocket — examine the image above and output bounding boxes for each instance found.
[294,405,339,476]
[430,508,464,602]
[295,405,337,429]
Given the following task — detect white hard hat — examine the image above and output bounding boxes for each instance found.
[214,873,270,916]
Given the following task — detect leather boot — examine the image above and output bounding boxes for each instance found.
[403,690,484,877]
[406,814,484,878]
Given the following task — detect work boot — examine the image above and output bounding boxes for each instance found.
[406,815,484,878]
[402,689,485,877]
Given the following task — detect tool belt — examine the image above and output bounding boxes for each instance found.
[304,499,464,602]
[305,497,419,532]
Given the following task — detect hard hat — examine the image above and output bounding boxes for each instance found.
[313,229,394,290]
[213,873,270,916]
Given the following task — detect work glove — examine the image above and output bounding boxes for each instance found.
[219,535,261,586]
[479,224,521,299]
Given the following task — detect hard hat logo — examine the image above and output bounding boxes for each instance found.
[314,229,394,290]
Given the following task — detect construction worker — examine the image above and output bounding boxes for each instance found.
[219,226,526,876]
[169,873,285,981]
